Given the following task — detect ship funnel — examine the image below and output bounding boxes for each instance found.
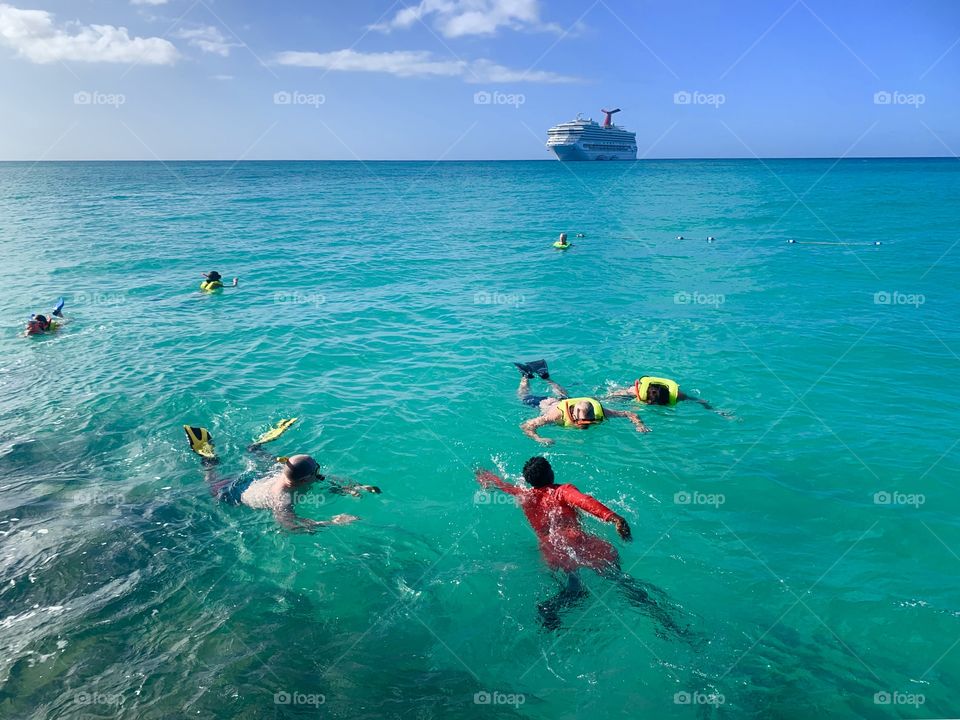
[601,108,621,127]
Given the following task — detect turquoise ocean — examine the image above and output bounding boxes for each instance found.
[0,159,958,719]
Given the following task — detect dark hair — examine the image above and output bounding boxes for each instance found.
[522,456,555,488]
[207,271,222,281]
[647,384,669,405]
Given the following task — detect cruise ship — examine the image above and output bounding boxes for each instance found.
[546,109,638,161]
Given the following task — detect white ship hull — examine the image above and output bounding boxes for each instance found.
[549,143,636,161]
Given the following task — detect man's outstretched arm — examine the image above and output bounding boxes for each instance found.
[475,469,521,496]
[558,485,632,541]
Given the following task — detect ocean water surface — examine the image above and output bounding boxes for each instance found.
[0,159,958,719]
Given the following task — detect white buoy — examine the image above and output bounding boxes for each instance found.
[707,236,715,242]
[874,241,882,246]
[788,239,797,244]
[676,235,684,240]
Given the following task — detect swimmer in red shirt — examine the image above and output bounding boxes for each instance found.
[476,456,686,635]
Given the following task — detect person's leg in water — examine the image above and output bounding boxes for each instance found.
[545,379,569,399]
[604,569,691,640]
[537,572,591,631]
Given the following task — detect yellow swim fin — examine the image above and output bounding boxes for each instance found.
[183,425,216,459]
[254,418,298,445]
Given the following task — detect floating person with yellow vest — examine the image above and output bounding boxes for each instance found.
[199,271,239,293]
[515,360,650,444]
[182,418,377,532]
[607,375,732,417]
[553,232,571,250]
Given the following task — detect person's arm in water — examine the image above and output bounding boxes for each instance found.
[605,386,637,400]
[557,485,632,540]
[323,473,381,496]
[677,391,733,417]
[521,412,558,445]
[475,469,522,496]
[273,499,358,533]
[603,407,651,433]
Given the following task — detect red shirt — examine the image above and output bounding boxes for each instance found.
[479,472,619,572]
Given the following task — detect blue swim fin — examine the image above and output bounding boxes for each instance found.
[52,297,64,318]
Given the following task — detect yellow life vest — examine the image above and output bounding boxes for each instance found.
[200,280,224,292]
[635,376,680,406]
[558,397,605,427]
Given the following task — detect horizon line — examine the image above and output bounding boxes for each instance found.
[0,156,955,163]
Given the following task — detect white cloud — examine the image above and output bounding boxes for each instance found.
[275,47,578,83]
[372,0,559,38]
[174,25,241,57]
[0,3,178,64]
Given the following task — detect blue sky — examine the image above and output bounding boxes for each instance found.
[0,0,957,159]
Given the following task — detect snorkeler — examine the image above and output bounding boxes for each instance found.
[476,457,686,634]
[515,360,649,444]
[199,271,239,292]
[183,418,377,532]
[607,375,731,417]
[25,297,65,336]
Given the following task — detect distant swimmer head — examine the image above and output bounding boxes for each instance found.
[708,236,715,242]
[676,235,684,240]
[646,384,671,405]
[283,454,323,485]
[204,271,223,282]
[522,456,555,488]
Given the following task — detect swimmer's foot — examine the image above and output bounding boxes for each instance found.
[527,359,550,380]
[514,362,534,379]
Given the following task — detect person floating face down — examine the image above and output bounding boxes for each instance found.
[514,360,650,444]
[606,375,733,418]
[476,457,688,635]
[183,421,379,532]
